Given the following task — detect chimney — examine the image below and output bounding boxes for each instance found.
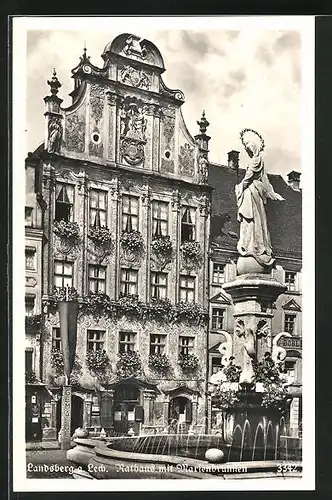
[227,150,239,169]
[287,170,301,191]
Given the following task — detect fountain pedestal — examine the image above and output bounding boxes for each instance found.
[221,272,287,460]
[223,273,286,378]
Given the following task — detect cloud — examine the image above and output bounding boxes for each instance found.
[25,28,302,178]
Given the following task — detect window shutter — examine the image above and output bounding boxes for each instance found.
[100,393,113,429]
[185,401,192,423]
[134,405,144,422]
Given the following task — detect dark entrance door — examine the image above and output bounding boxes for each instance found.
[113,384,141,435]
[169,396,192,433]
[56,394,83,437]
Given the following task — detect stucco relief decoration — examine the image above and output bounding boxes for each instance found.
[122,35,147,59]
[53,220,81,259]
[120,100,147,165]
[179,143,195,177]
[47,116,63,154]
[90,85,105,122]
[64,114,85,153]
[119,66,150,90]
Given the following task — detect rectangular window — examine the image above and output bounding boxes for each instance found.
[179,275,195,302]
[54,260,73,288]
[25,350,33,372]
[52,328,61,350]
[119,331,136,353]
[87,330,105,351]
[25,207,33,226]
[211,308,225,330]
[122,195,139,232]
[25,295,35,316]
[25,247,36,270]
[152,200,168,237]
[285,271,297,291]
[89,189,107,227]
[55,184,74,222]
[179,336,194,355]
[181,206,196,242]
[150,272,167,300]
[284,314,296,334]
[212,263,225,284]
[120,268,138,297]
[88,264,106,293]
[285,360,296,384]
[150,334,166,355]
[211,357,222,374]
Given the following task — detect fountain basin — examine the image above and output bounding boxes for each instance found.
[67,438,302,480]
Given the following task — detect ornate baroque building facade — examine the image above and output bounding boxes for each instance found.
[25,33,302,441]
[25,34,211,440]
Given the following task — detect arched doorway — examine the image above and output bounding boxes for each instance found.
[113,383,141,435]
[56,394,84,437]
[169,396,192,433]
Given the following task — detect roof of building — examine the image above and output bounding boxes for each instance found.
[208,163,302,260]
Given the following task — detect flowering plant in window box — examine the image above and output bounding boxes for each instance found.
[120,230,144,253]
[117,295,146,320]
[86,349,109,375]
[82,291,113,317]
[89,226,113,247]
[52,286,79,304]
[116,350,143,379]
[148,352,171,375]
[181,241,203,270]
[53,220,80,242]
[25,370,39,384]
[178,353,199,373]
[172,302,208,326]
[151,235,173,258]
[50,347,65,376]
[148,297,173,322]
[25,314,42,332]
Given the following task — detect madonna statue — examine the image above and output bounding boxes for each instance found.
[235,129,284,275]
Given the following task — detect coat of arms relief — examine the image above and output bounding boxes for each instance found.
[119,100,148,166]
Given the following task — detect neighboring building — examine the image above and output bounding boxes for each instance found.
[207,153,302,436]
[25,34,211,440]
[25,155,45,441]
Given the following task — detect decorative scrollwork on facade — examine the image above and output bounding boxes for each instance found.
[179,143,195,177]
[120,247,144,268]
[161,158,175,174]
[64,114,85,153]
[53,234,80,260]
[122,35,147,59]
[90,84,105,122]
[119,66,151,90]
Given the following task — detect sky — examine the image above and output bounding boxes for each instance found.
[26,28,302,176]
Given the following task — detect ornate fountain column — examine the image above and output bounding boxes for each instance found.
[223,129,286,384]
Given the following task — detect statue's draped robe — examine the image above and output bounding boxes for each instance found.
[235,142,283,267]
